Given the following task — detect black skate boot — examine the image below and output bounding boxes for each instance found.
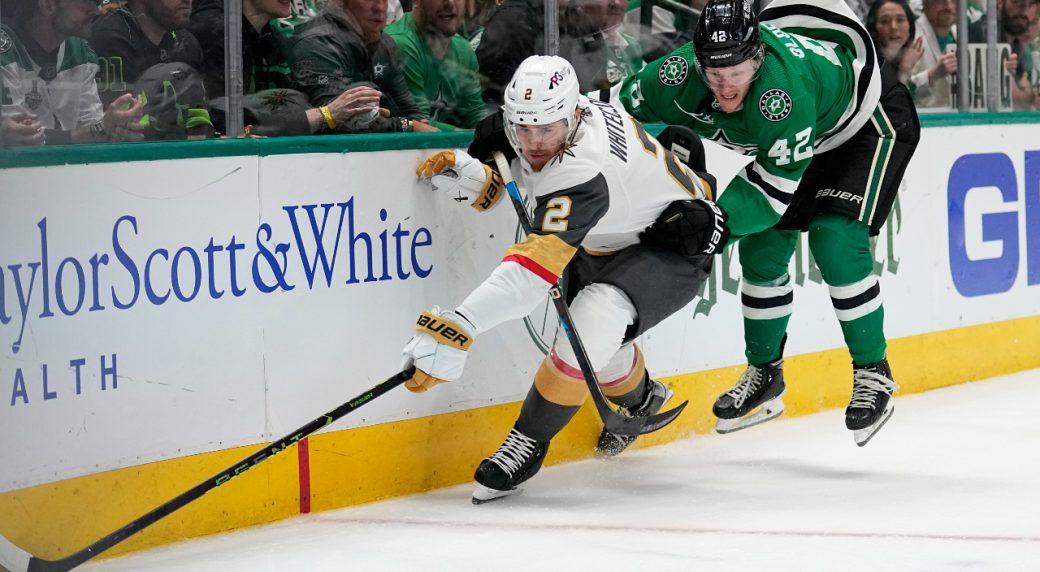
[472,426,550,504]
[713,358,786,434]
[595,377,673,457]
[846,358,899,447]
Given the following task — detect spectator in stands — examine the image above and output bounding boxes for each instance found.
[0,0,144,146]
[1024,0,1040,103]
[959,0,1038,108]
[458,0,500,45]
[89,0,204,107]
[623,0,701,62]
[867,0,925,85]
[844,0,872,22]
[1000,0,1040,108]
[561,0,644,92]
[386,0,488,130]
[908,0,959,108]
[475,0,544,105]
[189,0,384,135]
[477,0,641,106]
[289,0,438,132]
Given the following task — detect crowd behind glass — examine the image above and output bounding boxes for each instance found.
[0,0,1037,147]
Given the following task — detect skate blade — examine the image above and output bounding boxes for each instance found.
[715,397,785,435]
[472,483,524,505]
[853,403,894,447]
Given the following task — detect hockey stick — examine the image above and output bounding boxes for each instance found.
[491,151,687,437]
[0,367,416,572]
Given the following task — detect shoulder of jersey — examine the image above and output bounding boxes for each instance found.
[748,46,804,125]
[653,45,698,90]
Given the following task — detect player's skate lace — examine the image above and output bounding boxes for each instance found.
[724,365,764,408]
[488,428,538,476]
[849,368,899,408]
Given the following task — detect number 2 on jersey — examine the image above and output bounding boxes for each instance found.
[542,196,573,232]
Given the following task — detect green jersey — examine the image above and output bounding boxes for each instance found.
[385,14,487,130]
[619,0,881,238]
[0,25,104,131]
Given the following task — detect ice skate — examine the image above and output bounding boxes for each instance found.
[713,358,786,434]
[846,358,898,447]
[596,378,673,457]
[472,426,549,504]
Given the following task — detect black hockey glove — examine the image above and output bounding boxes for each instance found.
[467,111,516,163]
[641,199,730,256]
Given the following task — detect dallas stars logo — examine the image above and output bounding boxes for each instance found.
[0,30,11,54]
[759,89,792,121]
[658,56,688,86]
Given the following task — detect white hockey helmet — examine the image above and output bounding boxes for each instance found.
[502,55,581,154]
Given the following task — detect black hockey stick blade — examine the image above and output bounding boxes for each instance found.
[0,367,415,572]
[600,399,689,437]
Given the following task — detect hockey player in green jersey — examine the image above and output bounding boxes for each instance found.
[619,0,920,446]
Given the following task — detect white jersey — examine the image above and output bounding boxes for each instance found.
[455,96,712,335]
[514,95,710,253]
[0,26,104,131]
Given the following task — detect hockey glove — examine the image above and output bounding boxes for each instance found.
[400,307,477,393]
[641,199,731,256]
[415,150,504,212]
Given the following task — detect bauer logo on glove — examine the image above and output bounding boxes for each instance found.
[641,198,731,256]
[400,307,477,393]
[415,150,505,212]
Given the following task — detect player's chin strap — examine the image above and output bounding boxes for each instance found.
[0,368,416,572]
[491,151,688,437]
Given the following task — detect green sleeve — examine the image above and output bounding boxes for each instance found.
[455,44,488,129]
[393,35,435,119]
[618,44,710,126]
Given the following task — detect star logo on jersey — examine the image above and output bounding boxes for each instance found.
[373,64,386,79]
[0,30,12,54]
[759,89,792,121]
[658,56,688,86]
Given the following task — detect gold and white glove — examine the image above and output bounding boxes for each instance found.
[400,307,477,393]
[415,150,504,212]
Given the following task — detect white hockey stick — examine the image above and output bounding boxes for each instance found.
[0,532,32,572]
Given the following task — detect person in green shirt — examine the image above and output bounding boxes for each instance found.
[619,0,920,446]
[385,0,488,129]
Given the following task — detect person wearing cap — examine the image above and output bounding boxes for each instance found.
[0,0,144,146]
[88,0,205,108]
[619,0,921,446]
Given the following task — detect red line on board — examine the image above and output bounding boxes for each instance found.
[298,438,311,514]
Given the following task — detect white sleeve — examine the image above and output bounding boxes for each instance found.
[455,259,552,335]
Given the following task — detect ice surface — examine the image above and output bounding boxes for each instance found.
[83,370,1040,572]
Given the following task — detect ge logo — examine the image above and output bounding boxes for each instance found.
[759,89,792,121]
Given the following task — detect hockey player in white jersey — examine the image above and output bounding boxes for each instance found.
[404,55,726,503]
